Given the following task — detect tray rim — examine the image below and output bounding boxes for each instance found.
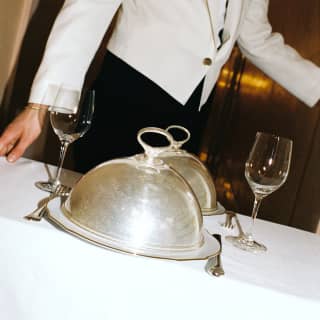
[46,198,220,261]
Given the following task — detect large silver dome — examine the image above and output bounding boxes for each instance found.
[60,128,209,258]
[45,127,220,259]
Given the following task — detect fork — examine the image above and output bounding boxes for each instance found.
[24,184,66,221]
[220,211,236,229]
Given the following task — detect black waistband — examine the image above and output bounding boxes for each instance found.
[93,50,204,111]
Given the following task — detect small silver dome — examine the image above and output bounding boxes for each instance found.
[158,125,218,215]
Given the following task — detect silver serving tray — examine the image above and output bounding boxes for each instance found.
[46,198,220,261]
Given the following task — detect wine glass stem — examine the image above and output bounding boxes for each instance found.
[246,196,262,242]
[53,140,70,187]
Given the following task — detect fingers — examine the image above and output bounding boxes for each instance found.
[0,131,20,158]
[0,124,39,162]
[0,132,21,162]
[6,138,31,162]
[1,131,37,162]
[0,142,15,157]
[0,109,43,162]
[6,142,16,154]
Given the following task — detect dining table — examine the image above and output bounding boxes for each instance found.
[0,157,319,320]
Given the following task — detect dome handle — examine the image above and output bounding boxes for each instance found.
[137,127,174,159]
[166,125,191,150]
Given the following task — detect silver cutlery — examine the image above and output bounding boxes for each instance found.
[205,234,225,277]
[231,212,245,236]
[221,211,236,229]
[24,184,66,221]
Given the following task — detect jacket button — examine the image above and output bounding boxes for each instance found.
[203,57,212,66]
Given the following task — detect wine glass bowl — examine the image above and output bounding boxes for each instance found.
[50,112,82,143]
[245,136,291,198]
[226,132,293,253]
[36,88,95,194]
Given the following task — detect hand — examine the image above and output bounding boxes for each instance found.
[0,104,48,162]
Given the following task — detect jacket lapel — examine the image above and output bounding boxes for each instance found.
[206,0,220,51]
[223,0,243,41]
[207,0,245,49]
[217,0,248,53]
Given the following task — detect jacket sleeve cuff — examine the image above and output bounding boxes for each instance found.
[305,81,320,107]
[29,83,80,114]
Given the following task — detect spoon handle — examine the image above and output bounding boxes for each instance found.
[205,234,225,277]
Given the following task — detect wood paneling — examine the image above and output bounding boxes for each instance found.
[0,0,34,116]
[203,0,320,232]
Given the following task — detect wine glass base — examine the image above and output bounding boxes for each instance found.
[225,235,267,253]
[35,181,71,196]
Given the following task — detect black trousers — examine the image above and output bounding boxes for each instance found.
[73,51,211,173]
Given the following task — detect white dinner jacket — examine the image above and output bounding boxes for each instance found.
[29,0,320,113]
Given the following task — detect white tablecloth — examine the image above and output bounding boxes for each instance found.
[0,158,319,319]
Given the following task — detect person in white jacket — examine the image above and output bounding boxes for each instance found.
[0,0,319,172]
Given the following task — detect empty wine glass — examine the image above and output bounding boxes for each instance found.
[35,88,95,194]
[226,132,293,253]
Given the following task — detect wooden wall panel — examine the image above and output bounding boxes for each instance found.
[0,0,34,112]
[203,0,320,232]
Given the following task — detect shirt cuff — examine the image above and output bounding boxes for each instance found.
[29,83,80,114]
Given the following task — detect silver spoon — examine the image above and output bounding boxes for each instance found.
[205,234,225,277]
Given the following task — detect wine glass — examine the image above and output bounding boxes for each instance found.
[226,132,293,253]
[35,88,95,194]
